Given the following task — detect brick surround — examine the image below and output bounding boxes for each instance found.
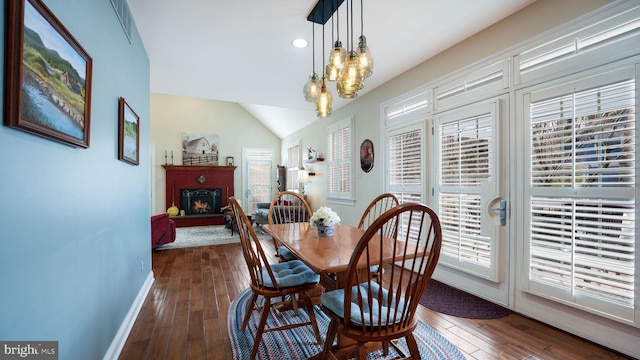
[163,165,236,227]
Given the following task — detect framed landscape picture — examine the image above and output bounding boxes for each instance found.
[118,98,140,165]
[4,0,93,147]
[182,133,219,166]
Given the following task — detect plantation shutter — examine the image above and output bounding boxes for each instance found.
[287,142,300,191]
[525,71,636,320]
[244,149,272,213]
[327,117,353,200]
[387,125,423,203]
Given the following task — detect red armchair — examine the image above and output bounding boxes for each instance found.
[151,213,176,249]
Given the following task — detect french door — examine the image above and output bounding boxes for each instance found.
[242,149,272,214]
[433,97,509,283]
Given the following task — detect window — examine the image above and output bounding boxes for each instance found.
[326,116,354,203]
[386,125,423,204]
[242,149,273,213]
[383,88,430,204]
[286,141,300,191]
[524,70,636,321]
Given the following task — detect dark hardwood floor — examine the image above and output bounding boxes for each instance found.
[118,239,632,360]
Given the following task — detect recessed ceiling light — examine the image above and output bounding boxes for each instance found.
[292,38,308,48]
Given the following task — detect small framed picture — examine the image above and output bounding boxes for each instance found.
[360,139,374,173]
[226,156,234,166]
[118,97,140,165]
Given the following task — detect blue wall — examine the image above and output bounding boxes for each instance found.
[0,0,151,358]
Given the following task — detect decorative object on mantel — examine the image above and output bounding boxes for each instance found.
[182,132,219,166]
[164,150,175,165]
[310,206,341,237]
[167,181,179,216]
[359,138,373,172]
[4,0,93,148]
[226,156,234,166]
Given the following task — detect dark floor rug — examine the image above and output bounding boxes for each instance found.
[420,280,512,319]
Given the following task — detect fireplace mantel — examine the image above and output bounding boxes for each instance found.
[162,165,237,171]
[163,165,236,227]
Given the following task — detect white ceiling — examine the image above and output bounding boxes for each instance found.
[127,0,536,139]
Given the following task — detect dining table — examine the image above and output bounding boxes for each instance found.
[262,222,396,290]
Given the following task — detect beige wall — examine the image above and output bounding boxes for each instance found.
[150,93,281,214]
[282,0,614,226]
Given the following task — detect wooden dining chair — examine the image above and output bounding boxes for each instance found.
[229,197,321,360]
[268,191,312,261]
[319,202,443,360]
[357,193,399,233]
[358,193,400,277]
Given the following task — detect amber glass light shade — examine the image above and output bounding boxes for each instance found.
[326,63,339,82]
[337,51,361,99]
[329,41,347,70]
[303,73,320,102]
[357,35,373,78]
[316,76,332,118]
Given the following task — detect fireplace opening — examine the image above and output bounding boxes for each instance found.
[180,188,222,216]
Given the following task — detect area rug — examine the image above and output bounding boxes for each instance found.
[156,225,269,250]
[228,288,466,360]
[419,280,511,319]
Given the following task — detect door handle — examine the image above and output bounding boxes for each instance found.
[490,199,507,226]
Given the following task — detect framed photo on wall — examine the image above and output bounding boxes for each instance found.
[360,139,374,173]
[118,98,140,165]
[4,0,93,148]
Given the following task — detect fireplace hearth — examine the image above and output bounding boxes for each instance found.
[180,188,222,216]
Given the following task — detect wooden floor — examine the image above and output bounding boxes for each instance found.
[118,239,632,360]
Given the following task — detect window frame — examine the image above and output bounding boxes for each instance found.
[286,140,301,192]
[326,116,355,205]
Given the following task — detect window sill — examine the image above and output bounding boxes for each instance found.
[327,197,356,206]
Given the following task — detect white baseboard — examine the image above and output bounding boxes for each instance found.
[103,271,155,360]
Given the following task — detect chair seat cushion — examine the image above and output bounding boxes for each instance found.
[261,260,320,288]
[276,246,298,262]
[321,281,405,326]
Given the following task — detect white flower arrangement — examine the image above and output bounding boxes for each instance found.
[310,206,341,226]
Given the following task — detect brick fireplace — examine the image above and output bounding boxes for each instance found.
[163,165,236,227]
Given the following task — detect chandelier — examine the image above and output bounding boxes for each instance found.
[304,0,373,117]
